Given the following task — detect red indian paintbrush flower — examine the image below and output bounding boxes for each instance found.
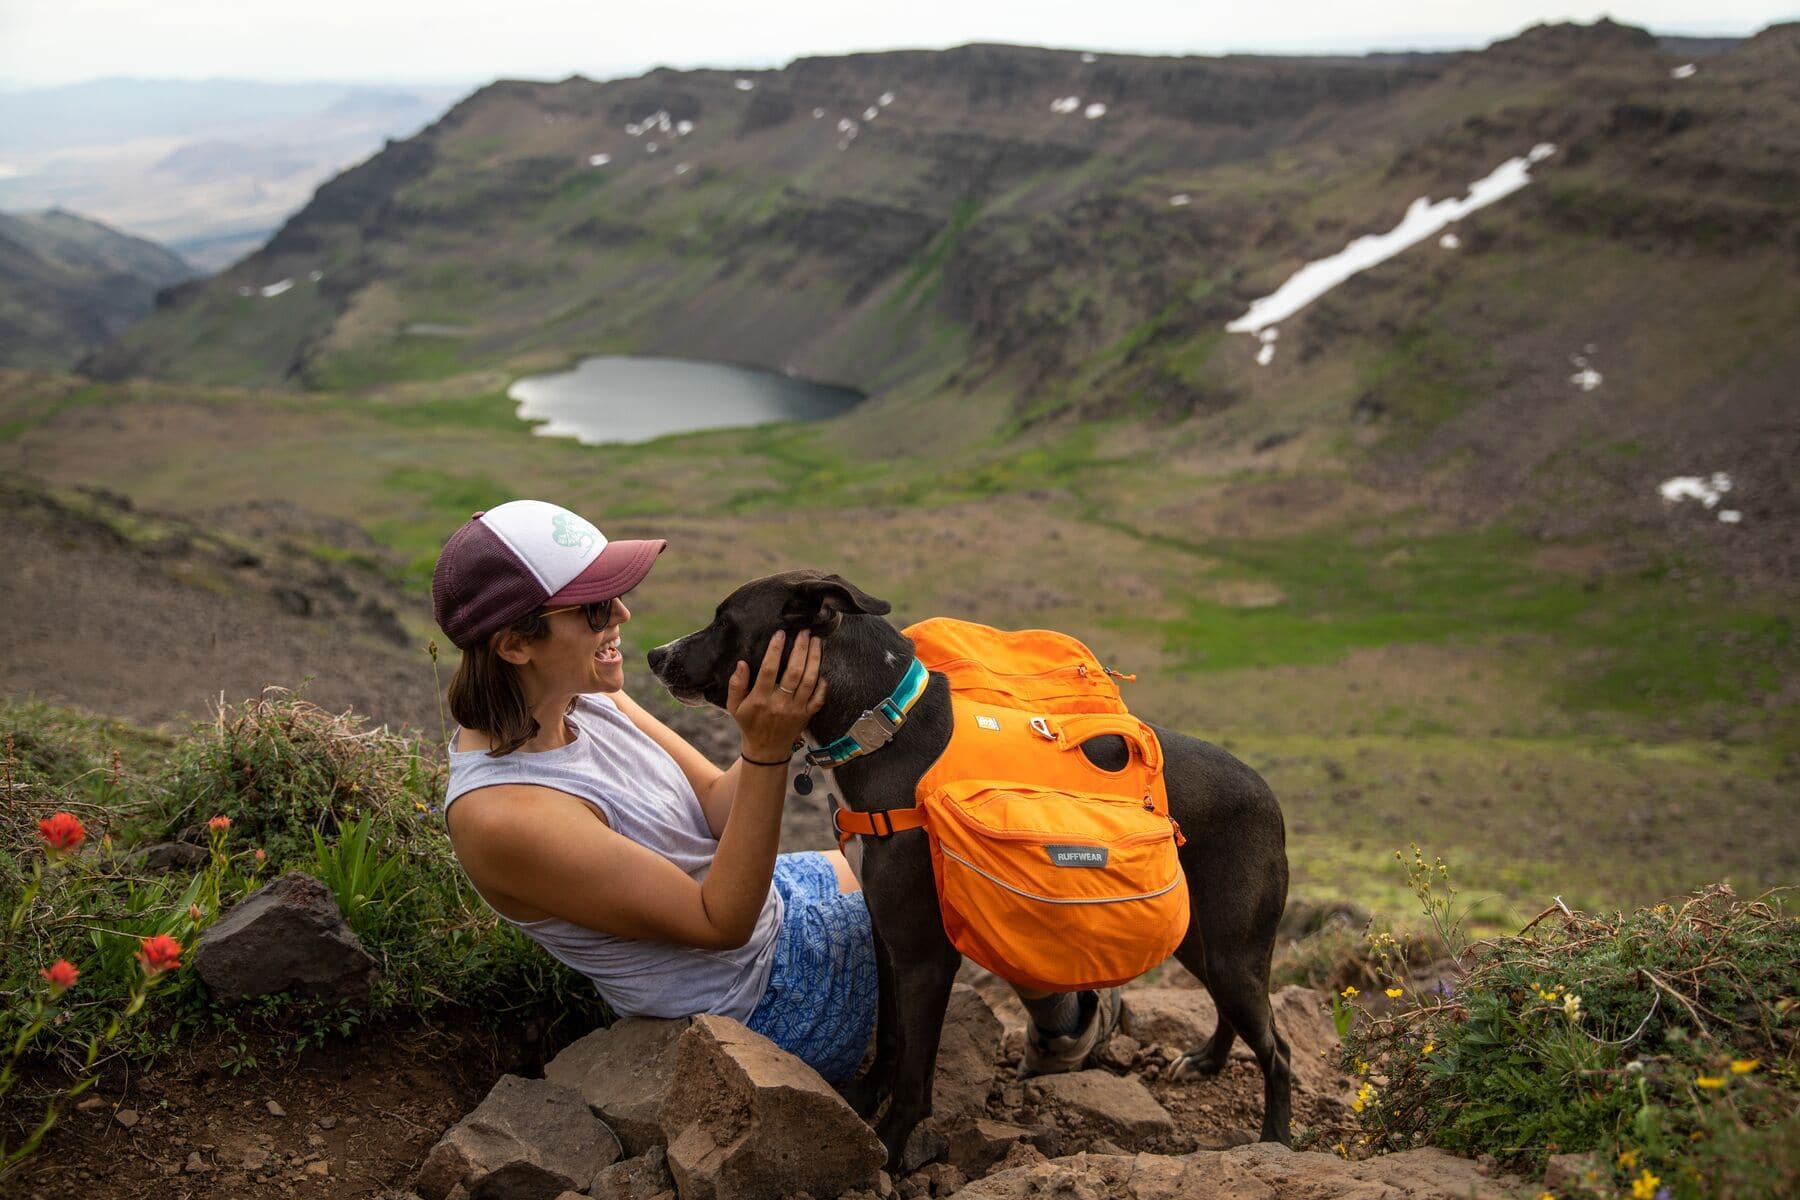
[135,934,183,976]
[40,959,79,994]
[207,815,232,832]
[37,811,86,856]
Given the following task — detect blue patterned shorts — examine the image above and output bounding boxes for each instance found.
[745,852,878,1083]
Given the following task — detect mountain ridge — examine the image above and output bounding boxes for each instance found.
[0,208,194,368]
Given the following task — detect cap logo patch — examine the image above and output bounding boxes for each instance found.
[552,512,598,551]
[975,715,1000,731]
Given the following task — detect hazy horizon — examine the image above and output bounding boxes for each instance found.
[2,2,1793,90]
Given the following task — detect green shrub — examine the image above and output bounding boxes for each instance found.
[1339,850,1798,1199]
[3,693,607,1080]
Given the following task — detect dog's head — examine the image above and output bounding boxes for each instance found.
[646,570,891,708]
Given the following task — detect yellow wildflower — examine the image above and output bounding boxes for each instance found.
[1630,1169,1660,1200]
[1537,1193,1555,1200]
[1563,993,1582,1019]
[1616,1149,1639,1170]
[1730,1059,1759,1074]
[1386,987,1404,999]
[1352,1081,1375,1113]
[1696,1075,1726,1090]
[1342,985,1359,999]
[1422,1041,1434,1056]
[1334,1142,1348,1159]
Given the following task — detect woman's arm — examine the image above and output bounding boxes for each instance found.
[452,630,825,949]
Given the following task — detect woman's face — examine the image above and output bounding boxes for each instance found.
[538,596,632,695]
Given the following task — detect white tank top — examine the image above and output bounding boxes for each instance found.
[444,694,780,1020]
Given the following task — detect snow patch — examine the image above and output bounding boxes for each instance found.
[1050,96,1081,114]
[813,107,826,119]
[734,78,755,91]
[1084,102,1108,119]
[1671,63,1697,79]
[1226,143,1556,335]
[674,162,692,175]
[1659,473,1737,522]
[588,153,611,166]
[1569,367,1603,391]
[307,270,323,282]
[1256,342,1276,366]
[259,279,293,298]
[1081,52,1098,64]
[863,106,879,121]
[1439,232,1460,249]
[1169,194,1191,206]
[878,92,895,106]
[677,120,694,135]
[645,142,658,153]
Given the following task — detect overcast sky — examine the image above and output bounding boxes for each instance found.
[2,1,1794,89]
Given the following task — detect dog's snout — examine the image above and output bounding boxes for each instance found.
[646,644,669,674]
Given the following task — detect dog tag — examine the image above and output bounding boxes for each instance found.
[793,771,814,795]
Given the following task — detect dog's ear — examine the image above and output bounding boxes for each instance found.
[783,573,891,631]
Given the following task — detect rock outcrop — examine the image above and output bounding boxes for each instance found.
[192,871,379,1002]
[658,1015,886,1200]
[949,1144,1518,1200]
[415,1074,620,1200]
[546,1018,690,1156]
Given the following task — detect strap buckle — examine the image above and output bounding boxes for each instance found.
[846,706,901,752]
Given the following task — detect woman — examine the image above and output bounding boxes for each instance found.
[430,499,876,1083]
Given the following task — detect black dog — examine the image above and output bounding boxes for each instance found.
[647,571,1291,1168]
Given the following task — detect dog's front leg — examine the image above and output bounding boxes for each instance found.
[837,922,898,1119]
[860,837,959,1172]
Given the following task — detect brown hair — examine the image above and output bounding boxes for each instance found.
[446,611,572,756]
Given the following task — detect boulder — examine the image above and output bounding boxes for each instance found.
[932,984,1004,1122]
[1117,988,1217,1052]
[1025,1072,1174,1147]
[588,1146,678,1200]
[658,1014,885,1200]
[192,871,379,1001]
[949,1145,1520,1199]
[545,1018,690,1156]
[415,1075,620,1200]
[944,1119,1061,1179]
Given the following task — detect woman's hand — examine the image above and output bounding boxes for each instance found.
[726,629,826,761]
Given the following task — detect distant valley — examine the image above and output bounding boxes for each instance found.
[0,78,462,269]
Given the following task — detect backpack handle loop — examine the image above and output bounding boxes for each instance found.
[1047,714,1162,773]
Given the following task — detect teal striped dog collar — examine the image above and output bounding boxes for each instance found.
[804,657,930,768]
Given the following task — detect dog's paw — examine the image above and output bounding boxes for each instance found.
[1168,1049,1228,1081]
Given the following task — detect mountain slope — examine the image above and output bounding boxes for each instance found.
[0,209,195,368]
[83,22,1800,585]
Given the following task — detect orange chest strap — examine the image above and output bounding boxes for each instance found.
[831,803,928,851]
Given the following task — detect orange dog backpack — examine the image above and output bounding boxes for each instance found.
[832,618,1190,992]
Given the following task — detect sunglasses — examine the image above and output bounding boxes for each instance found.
[540,598,615,631]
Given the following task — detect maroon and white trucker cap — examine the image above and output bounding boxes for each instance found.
[432,500,665,649]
